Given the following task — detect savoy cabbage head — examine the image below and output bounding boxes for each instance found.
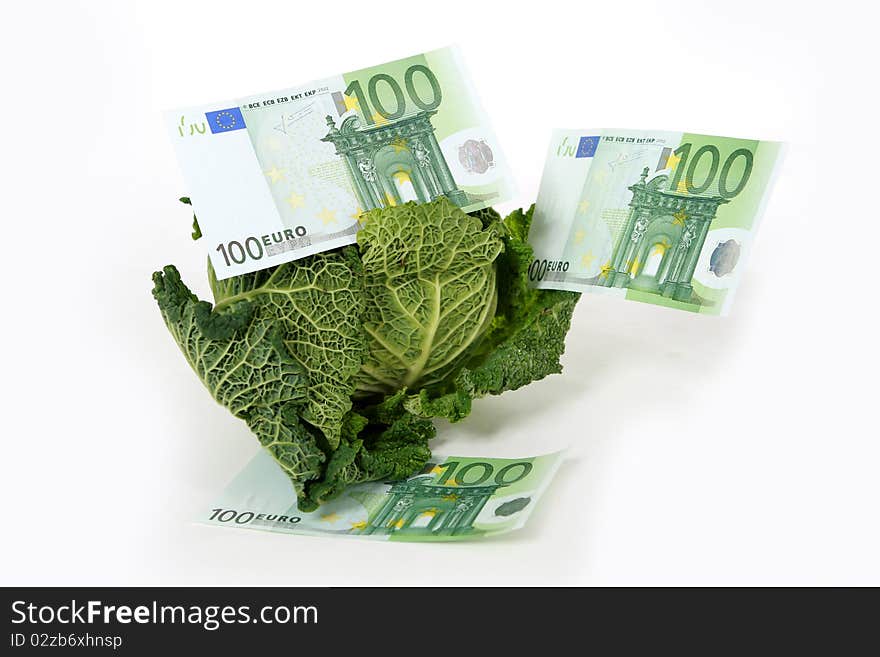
[153,198,578,510]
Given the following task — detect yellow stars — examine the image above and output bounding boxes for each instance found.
[264,166,286,183]
[343,94,360,112]
[351,206,366,225]
[578,199,591,214]
[580,251,596,268]
[676,179,689,194]
[672,209,688,226]
[599,261,613,279]
[392,169,411,185]
[317,208,337,225]
[350,520,368,531]
[371,111,389,127]
[665,150,681,172]
[441,493,459,502]
[320,512,341,523]
[574,229,586,245]
[391,137,408,153]
[650,239,670,257]
[286,191,305,210]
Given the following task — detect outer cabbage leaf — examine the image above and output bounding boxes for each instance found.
[302,412,434,508]
[152,265,326,497]
[353,198,503,397]
[154,249,433,511]
[207,248,367,449]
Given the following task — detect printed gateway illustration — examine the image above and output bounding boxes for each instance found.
[322,111,469,210]
[361,475,499,536]
[601,167,729,305]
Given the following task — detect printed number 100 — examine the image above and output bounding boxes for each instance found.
[434,460,533,487]
[669,143,755,198]
[344,64,442,125]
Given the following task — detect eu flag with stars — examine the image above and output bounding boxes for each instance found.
[205,107,246,134]
[576,136,599,158]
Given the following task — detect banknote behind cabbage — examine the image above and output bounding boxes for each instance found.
[152,198,579,510]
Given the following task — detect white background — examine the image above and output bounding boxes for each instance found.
[1,0,877,586]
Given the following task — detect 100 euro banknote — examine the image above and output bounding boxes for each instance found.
[201,450,563,542]
[529,129,784,315]
[166,47,514,279]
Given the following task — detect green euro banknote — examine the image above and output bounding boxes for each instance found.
[529,129,784,315]
[166,47,514,280]
[200,450,563,542]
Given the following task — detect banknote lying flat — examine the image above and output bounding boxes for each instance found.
[200,450,562,542]
[166,47,514,280]
[529,129,784,315]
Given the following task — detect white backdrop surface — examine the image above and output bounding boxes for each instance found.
[1,0,877,585]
